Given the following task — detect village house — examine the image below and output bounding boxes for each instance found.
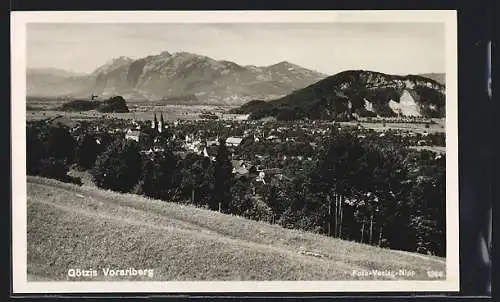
[231,160,247,175]
[417,140,427,146]
[125,129,140,142]
[266,135,281,142]
[255,154,267,160]
[254,167,285,184]
[235,114,250,121]
[185,139,204,153]
[225,137,243,147]
[206,137,219,147]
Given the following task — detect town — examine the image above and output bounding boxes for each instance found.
[26,109,446,257]
[42,111,445,184]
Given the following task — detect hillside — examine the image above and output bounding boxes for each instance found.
[234,70,446,120]
[418,73,446,85]
[27,176,446,281]
[26,51,327,105]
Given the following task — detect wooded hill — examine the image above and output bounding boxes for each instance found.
[232,70,445,120]
[59,96,130,113]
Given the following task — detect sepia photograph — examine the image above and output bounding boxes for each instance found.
[11,10,459,293]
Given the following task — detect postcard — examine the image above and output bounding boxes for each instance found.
[11,10,458,293]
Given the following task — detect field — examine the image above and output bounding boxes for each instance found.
[27,176,446,282]
[26,98,238,122]
[26,100,445,136]
[409,146,446,154]
[340,120,445,134]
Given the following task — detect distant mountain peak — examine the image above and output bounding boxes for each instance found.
[91,56,134,75]
[27,67,86,77]
[172,51,206,59]
[27,50,329,104]
[107,56,133,65]
[269,60,298,68]
[277,60,293,65]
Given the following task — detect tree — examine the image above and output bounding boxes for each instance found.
[43,124,76,162]
[174,154,213,207]
[96,96,130,113]
[140,149,178,201]
[91,139,142,193]
[229,176,253,215]
[26,124,45,175]
[26,122,81,184]
[139,132,154,150]
[75,134,100,169]
[211,139,233,212]
[96,132,113,153]
[276,107,296,121]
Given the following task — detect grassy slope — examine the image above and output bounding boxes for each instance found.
[27,176,446,281]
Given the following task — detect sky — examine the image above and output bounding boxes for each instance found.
[27,22,445,76]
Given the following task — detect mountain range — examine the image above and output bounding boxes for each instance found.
[232,70,446,120]
[27,51,328,104]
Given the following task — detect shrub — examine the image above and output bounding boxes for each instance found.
[36,157,81,185]
[242,196,273,222]
[37,157,69,180]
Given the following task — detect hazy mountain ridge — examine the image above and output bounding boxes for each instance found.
[27,68,90,97]
[27,51,327,104]
[233,70,446,120]
[417,73,445,85]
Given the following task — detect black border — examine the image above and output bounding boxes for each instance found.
[8,0,494,299]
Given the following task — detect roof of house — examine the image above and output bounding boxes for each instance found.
[226,137,243,145]
[126,129,141,136]
[231,160,251,167]
[232,162,249,174]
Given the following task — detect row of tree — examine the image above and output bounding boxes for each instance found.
[88,126,445,256]
[90,138,234,213]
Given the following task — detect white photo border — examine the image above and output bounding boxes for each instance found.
[11,10,459,294]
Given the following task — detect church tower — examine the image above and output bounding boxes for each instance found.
[159,112,164,133]
[152,111,158,130]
